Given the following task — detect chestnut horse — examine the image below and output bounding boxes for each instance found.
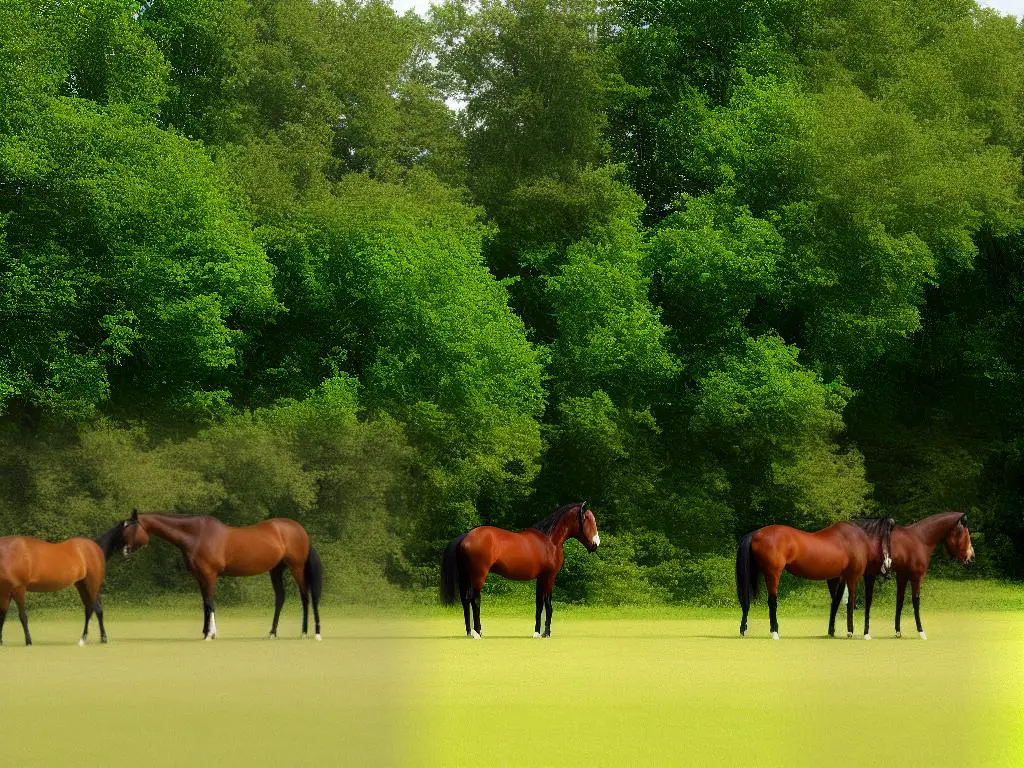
[0,534,107,646]
[736,519,894,639]
[831,511,974,640]
[439,502,600,638]
[120,510,323,640]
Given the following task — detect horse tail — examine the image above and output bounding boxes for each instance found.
[440,535,466,606]
[736,530,761,614]
[304,543,324,611]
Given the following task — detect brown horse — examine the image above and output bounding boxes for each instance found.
[439,502,600,638]
[736,519,894,639]
[834,511,974,640]
[120,510,323,640]
[0,534,108,646]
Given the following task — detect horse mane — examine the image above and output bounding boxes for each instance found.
[93,521,126,561]
[529,502,583,534]
[850,516,896,555]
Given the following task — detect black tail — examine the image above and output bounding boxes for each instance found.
[440,535,466,605]
[736,530,761,615]
[304,544,323,634]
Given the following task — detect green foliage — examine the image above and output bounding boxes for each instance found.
[1,0,1024,603]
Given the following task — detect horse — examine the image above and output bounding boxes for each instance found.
[0,533,109,646]
[834,511,974,640]
[736,518,894,640]
[119,510,323,640]
[439,501,600,639]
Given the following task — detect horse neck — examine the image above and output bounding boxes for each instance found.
[141,514,199,550]
[547,512,579,548]
[908,512,960,550]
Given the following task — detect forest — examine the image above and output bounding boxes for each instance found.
[1,0,1022,603]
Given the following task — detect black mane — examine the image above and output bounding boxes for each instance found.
[529,502,582,535]
[850,516,896,557]
[94,521,126,561]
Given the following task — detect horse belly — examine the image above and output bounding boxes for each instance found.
[785,559,843,581]
[223,533,286,576]
[490,558,542,582]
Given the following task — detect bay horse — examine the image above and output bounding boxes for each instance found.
[0,534,108,646]
[439,502,600,638]
[119,510,323,640]
[736,518,894,639]
[833,511,974,640]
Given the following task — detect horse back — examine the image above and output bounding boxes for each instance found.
[0,536,100,591]
[220,518,309,576]
[462,526,553,581]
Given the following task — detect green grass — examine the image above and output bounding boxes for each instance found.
[1,588,1022,767]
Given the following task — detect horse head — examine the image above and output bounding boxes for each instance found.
[121,508,150,556]
[944,513,975,563]
[576,501,600,553]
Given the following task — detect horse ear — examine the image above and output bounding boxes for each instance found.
[580,500,588,511]
[959,514,967,528]
[131,508,139,521]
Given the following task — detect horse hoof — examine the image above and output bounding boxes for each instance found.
[740,630,746,637]
[864,634,872,640]
[471,630,481,640]
[533,632,541,638]
[268,633,277,640]
[895,631,901,638]
[919,632,927,640]
[315,634,322,641]
[771,631,779,640]
[204,634,216,641]
[78,638,86,647]
[101,636,108,644]
[847,632,853,639]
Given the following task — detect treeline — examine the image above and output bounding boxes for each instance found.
[1,0,1022,603]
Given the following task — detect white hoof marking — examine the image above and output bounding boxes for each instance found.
[895,631,902,638]
[533,631,541,639]
[847,632,853,639]
[471,630,481,640]
[315,633,322,641]
[268,633,277,640]
[771,631,779,640]
[78,638,85,647]
[919,631,927,640]
[864,634,872,640]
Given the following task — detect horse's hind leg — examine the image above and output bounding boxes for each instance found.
[470,589,482,638]
[844,578,859,638]
[75,581,95,646]
[13,588,30,646]
[461,589,472,637]
[827,578,844,637]
[268,563,286,638]
[534,581,543,638]
[894,573,908,638]
[911,574,926,639]
[287,563,310,637]
[765,569,781,640]
[0,590,9,646]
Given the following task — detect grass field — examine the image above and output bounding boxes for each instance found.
[1,585,1022,766]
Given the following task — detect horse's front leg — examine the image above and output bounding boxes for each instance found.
[198,572,218,641]
[894,573,908,637]
[912,574,926,640]
[540,575,556,638]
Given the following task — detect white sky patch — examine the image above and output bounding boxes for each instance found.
[978,0,1024,16]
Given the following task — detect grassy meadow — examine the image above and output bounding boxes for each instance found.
[0,580,1021,766]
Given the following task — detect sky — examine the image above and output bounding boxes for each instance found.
[389,0,1024,19]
